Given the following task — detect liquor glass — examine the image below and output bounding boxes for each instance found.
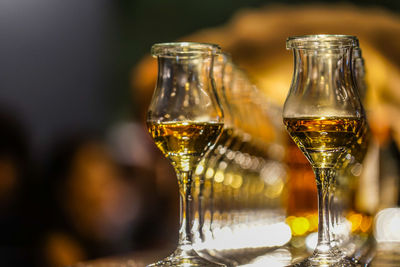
[283,35,365,266]
[147,42,225,267]
[352,48,367,102]
[195,53,240,267]
[333,46,372,261]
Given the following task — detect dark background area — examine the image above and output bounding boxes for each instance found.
[0,0,399,266]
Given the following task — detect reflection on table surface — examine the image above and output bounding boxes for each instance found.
[72,206,400,266]
[72,247,293,267]
[71,249,171,267]
[68,242,372,267]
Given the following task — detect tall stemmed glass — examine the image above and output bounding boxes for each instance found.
[147,42,225,267]
[283,35,365,266]
[331,46,370,253]
[195,53,240,267]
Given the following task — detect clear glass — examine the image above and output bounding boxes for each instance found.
[194,53,240,266]
[352,48,367,101]
[283,35,365,267]
[147,42,225,267]
[205,64,288,264]
[334,46,371,261]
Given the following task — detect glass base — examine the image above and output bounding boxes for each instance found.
[199,249,239,267]
[292,255,358,267]
[147,247,226,267]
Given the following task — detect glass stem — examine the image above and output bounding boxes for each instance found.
[177,170,196,250]
[314,167,336,255]
[198,170,205,242]
[328,179,336,244]
[332,177,341,246]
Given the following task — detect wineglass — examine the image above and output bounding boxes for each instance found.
[193,53,241,267]
[283,35,365,266]
[147,42,225,267]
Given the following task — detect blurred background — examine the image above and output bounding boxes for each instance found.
[1,0,400,266]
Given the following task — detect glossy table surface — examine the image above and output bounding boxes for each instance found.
[72,241,400,266]
[71,249,172,267]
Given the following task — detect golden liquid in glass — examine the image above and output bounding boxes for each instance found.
[284,117,363,168]
[147,121,223,172]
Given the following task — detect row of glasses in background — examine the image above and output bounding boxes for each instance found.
[283,35,370,266]
[194,53,289,266]
[331,46,372,260]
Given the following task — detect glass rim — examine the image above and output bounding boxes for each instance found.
[151,42,221,58]
[286,34,359,50]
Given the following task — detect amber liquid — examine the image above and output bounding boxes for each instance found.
[284,117,363,169]
[147,121,223,172]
